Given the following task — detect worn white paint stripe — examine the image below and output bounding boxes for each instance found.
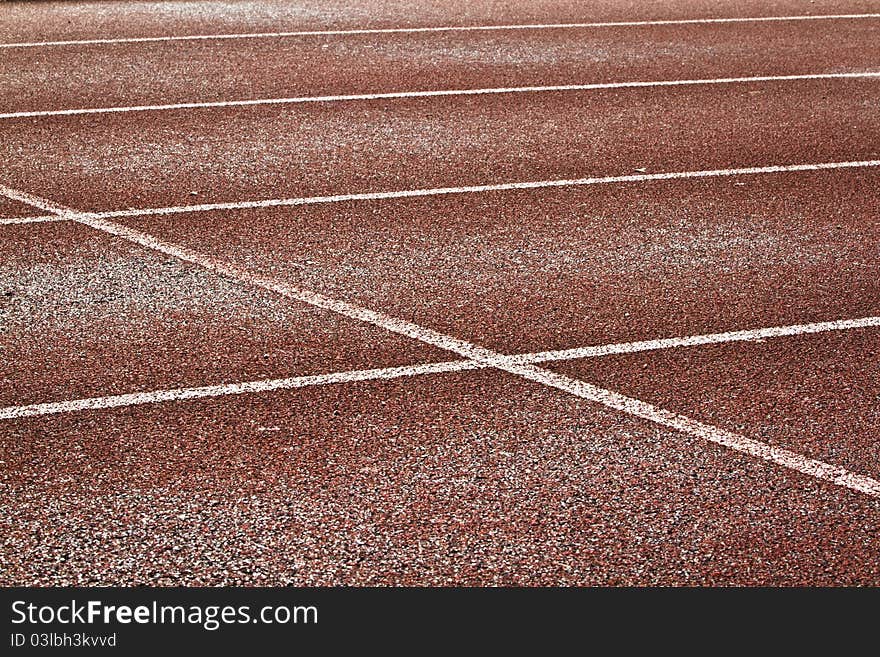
[2,72,879,120]
[0,214,66,226]
[3,186,879,498]
[2,13,879,49]
[74,159,880,220]
[512,316,880,363]
[0,361,479,420]
[2,315,878,420]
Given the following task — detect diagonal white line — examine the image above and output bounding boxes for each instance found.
[38,160,880,221]
[2,72,879,120]
[2,185,878,498]
[1,316,877,420]
[0,185,78,215]
[2,13,879,49]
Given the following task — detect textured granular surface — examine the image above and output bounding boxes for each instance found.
[1,0,879,586]
[120,169,880,354]
[0,197,42,220]
[4,21,879,113]
[3,372,879,586]
[0,221,447,405]
[552,330,880,478]
[2,79,879,212]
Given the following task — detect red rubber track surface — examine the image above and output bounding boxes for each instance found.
[0,198,42,220]
[551,330,880,479]
[3,20,879,113]
[4,372,879,586]
[3,0,878,42]
[1,1,879,586]
[1,80,879,211]
[0,221,447,406]
[117,169,880,354]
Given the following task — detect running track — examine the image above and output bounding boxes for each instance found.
[1,0,879,586]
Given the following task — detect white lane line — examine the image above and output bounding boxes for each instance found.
[0,361,478,420]
[3,160,878,227]
[2,13,879,49]
[3,72,878,120]
[2,316,878,420]
[2,186,878,498]
[512,316,880,364]
[67,159,880,220]
[0,214,66,226]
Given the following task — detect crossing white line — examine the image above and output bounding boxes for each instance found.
[2,316,877,420]
[2,183,878,498]
[2,13,879,49]
[3,72,878,120]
